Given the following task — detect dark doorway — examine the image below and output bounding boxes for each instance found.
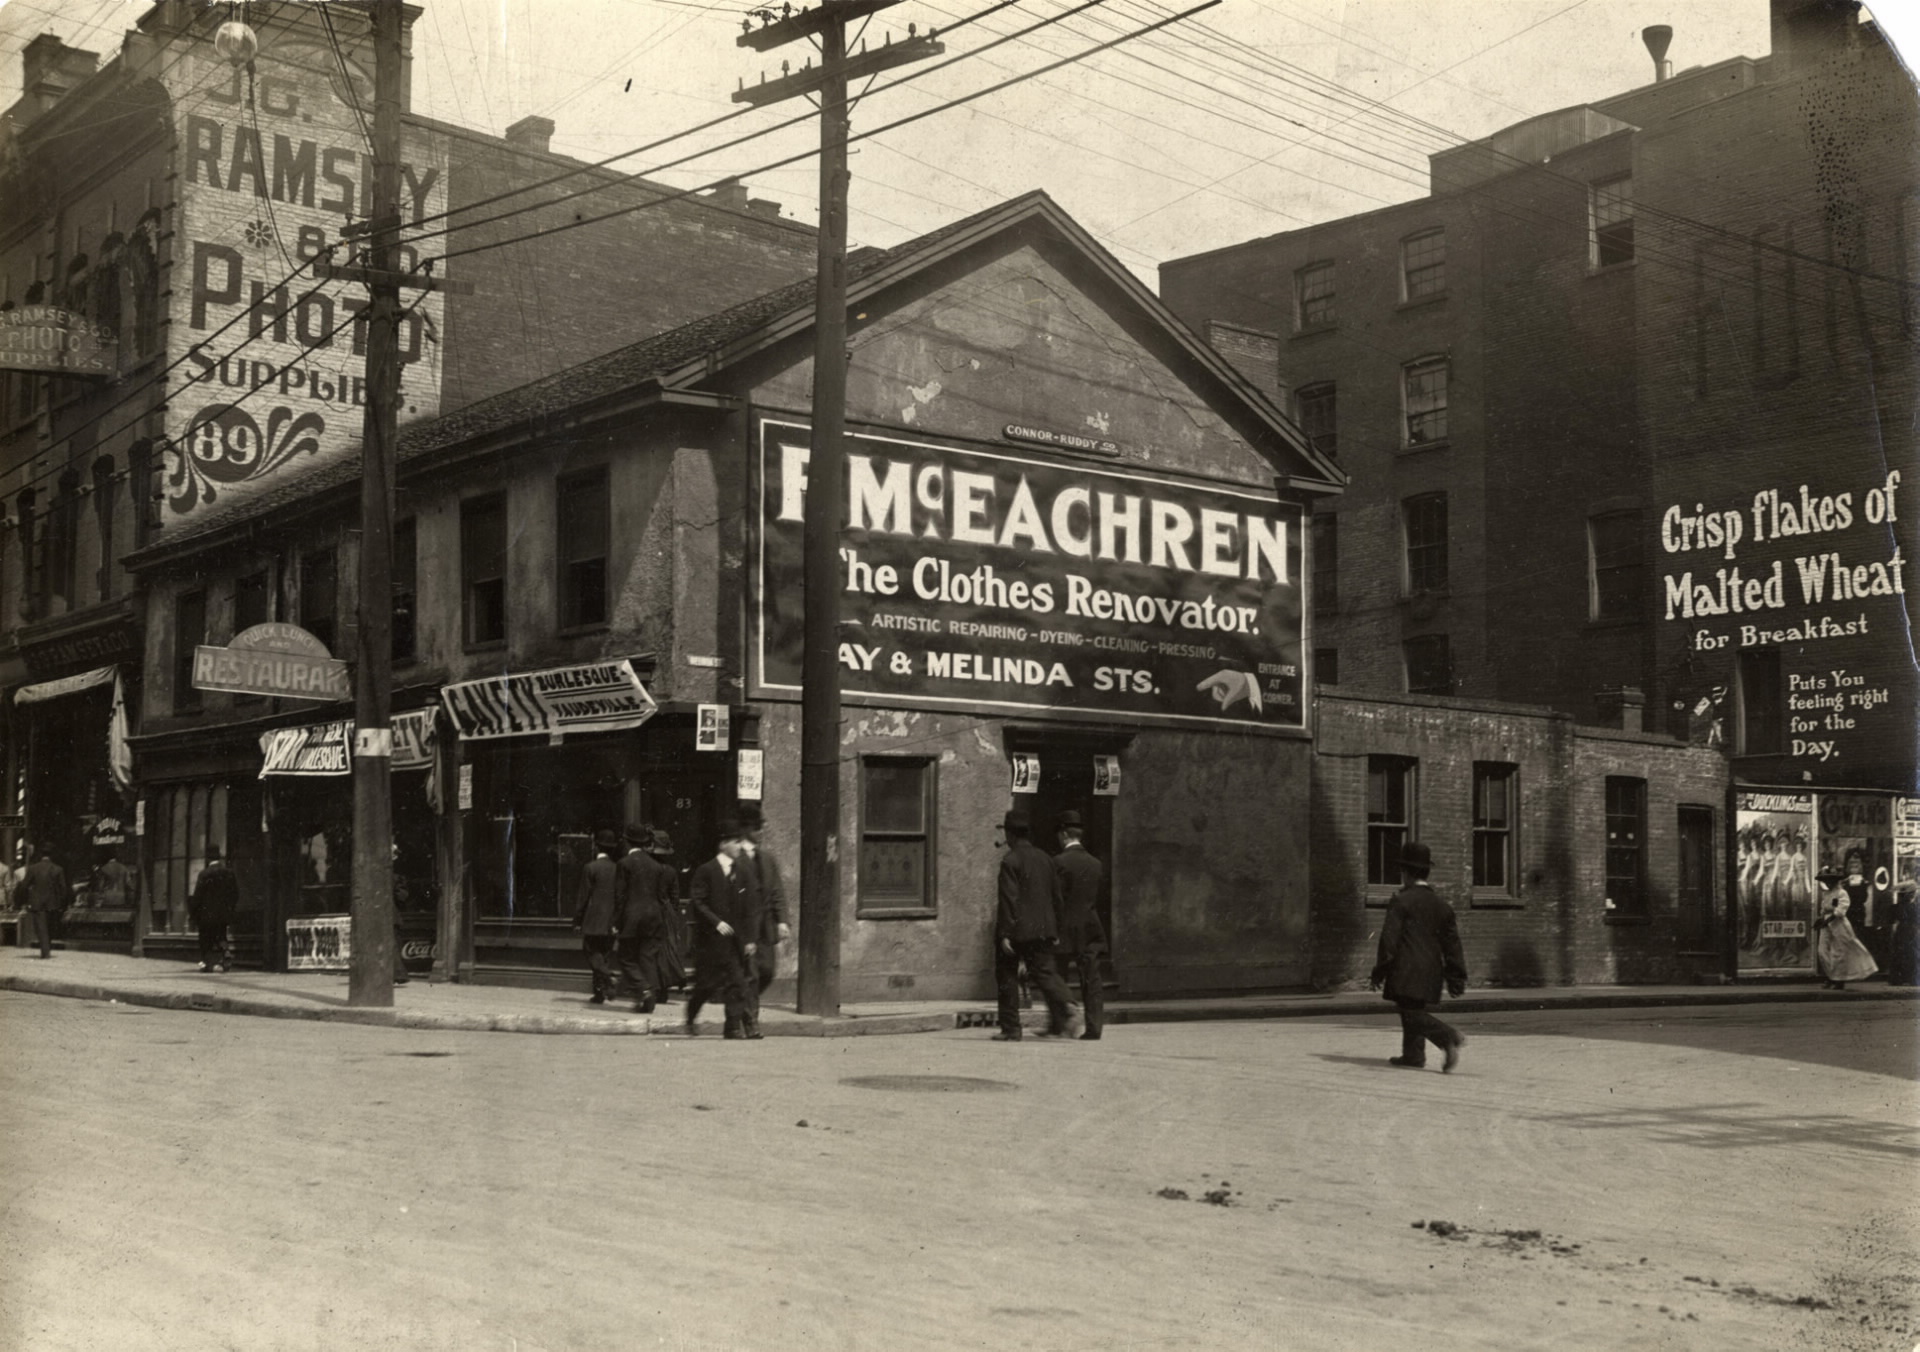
[1005,727,1132,984]
[1677,804,1718,957]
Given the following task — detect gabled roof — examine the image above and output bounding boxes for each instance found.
[130,191,1342,568]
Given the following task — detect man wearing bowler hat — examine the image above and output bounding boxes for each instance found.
[572,829,623,1004]
[736,805,790,1023]
[1052,810,1108,1040]
[615,823,677,1012]
[993,808,1079,1041]
[1369,841,1469,1072]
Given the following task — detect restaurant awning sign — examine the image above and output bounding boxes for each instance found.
[440,660,658,741]
[259,709,437,777]
[0,306,116,376]
[195,623,348,701]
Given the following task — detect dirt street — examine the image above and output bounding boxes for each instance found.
[1,993,1913,1351]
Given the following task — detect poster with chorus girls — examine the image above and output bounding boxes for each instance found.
[1734,792,1816,974]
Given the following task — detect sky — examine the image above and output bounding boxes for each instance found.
[1,0,1913,282]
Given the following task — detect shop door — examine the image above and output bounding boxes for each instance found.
[1677,806,1718,954]
[1021,750,1114,980]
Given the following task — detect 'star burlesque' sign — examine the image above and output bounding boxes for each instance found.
[752,419,1305,730]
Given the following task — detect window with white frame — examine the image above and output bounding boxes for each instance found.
[1592,176,1634,267]
[1402,229,1446,300]
[1403,357,1449,445]
[1296,261,1336,329]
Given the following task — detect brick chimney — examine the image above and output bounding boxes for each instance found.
[504,115,555,154]
[1595,685,1646,732]
[1771,0,1861,69]
[17,34,99,125]
[706,178,750,211]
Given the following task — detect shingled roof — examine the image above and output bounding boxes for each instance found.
[129,190,1337,568]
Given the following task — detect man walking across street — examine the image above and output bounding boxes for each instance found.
[687,820,763,1039]
[189,847,239,972]
[574,830,622,1004]
[1052,811,1107,1040]
[615,824,677,1013]
[993,808,1079,1042]
[19,845,69,960]
[737,805,791,1023]
[1369,841,1469,1072]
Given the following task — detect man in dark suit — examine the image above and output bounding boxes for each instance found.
[572,830,622,1004]
[687,820,764,1039]
[1370,841,1469,1072]
[993,808,1078,1042]
[188,847,239,972]
[1052,810,1108,1041]
[20,845,70,961]
[615,823,677,1013]
[737,805,790,1023]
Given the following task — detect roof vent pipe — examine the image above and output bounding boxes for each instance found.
[1643,25,1673,81]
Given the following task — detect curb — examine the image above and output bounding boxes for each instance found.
[7,969,1914,1036]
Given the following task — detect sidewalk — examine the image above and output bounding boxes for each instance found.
[2,946,1914,1037]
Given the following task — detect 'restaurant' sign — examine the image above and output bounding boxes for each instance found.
[440,660,658,741]
[195,622,347,700]
[0,306,116,376]
[753,419,1305,730]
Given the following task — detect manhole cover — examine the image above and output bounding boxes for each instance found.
[840,1075,1016,1093]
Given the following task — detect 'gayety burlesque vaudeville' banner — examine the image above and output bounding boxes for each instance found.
[753,419,1305,731]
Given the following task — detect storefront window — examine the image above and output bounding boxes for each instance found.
[472,741,630,920]
[858,757,936,917]
[148,783,227,934]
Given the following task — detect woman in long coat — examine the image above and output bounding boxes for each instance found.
[1815,871,1879,990]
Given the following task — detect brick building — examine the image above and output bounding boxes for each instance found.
[120,192,1341,995]
[0,1,815,929]
[1163,0,1916,980]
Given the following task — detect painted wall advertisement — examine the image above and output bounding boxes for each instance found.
[1660,471,1910,780]
[165,33,447,520]
[753,419,1305,731]
[1734,792,1816,974]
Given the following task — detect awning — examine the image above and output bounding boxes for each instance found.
[440,659,657,741]
[259,708,439,778]
[13,664,116,704]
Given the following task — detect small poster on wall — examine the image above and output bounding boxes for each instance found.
[1010,754,1041,794]
[1093,755,1121,796]
[457,763,474,811]
[697,704,730,752]
[737,749,764,801]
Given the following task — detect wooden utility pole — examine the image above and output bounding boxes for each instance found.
[736,3,939,1016]
[345,0,404,1007]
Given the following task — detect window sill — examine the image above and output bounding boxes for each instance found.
[1588,258,1636,278]
[1471,893,1523,908]
[557,621,611,639]
[858,906,938,921]
[1291,323,1338,341]
[463,639,509,654]
[1399,438,1450,455]
[1603,911,1651,926]
[1397,293,1448,312]
[1364,887,1398,908]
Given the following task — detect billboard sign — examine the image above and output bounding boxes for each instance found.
[1660,471,1910,780]
[164,30,447,521]
[752,419,1305,731]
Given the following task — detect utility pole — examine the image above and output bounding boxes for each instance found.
[736,4,940,1016]
[320,6,470,1006]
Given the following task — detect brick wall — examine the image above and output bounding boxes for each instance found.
[1311,689,1729,990]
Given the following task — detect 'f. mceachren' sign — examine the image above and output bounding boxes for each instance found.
[753,418,1304,730]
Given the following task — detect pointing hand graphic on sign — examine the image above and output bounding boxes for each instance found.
[1197,669,1263,715]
